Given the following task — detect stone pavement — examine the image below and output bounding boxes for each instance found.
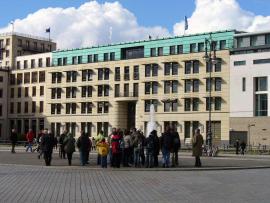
[0,164,270,203]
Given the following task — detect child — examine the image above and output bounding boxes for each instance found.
[97,138,109,168]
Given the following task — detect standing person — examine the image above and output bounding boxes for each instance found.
[63,133,76,166]
[153,130,160,167]
[192,129,204,167]
[59,130,67,159]
[10,129,18,153]
[94,131,105,165]
[235,139,240,155]
[123,129,132,167]
[111,131,121,168]
[145,130,156,168]
[171,127,181,167]
[240,141,246,155]
[108,128,116,166]
[91,137,96,150]
[97,138,110,168]
[37,130,44,159]
[160,126,173,168]
[26,129,34,152]
[133,129,145,167]
[41,129,54,166]
[85,133,92,164]
[77,131,91,166]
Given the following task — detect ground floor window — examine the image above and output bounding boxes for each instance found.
[97,122,109,137]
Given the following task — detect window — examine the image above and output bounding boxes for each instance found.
[164,81,171,94]
[24,73,30,84]
[72,56,77,65]
[152,64,158,76]
[94,54,98,62]
[32,101,36,113]
[164,63,171,75]
[185,61,192,74]
[172,81,178,93]
[17,73,23,84]
[198,43,204,52]
[134,83,139,97]
[215,59,222,72]
[10,102,14,114]
[10,74,16,85]
[170,46,176,55]
[40,101,44,113]
[145,64,151,77]
[124,84,129,97]
[38,59,43,67]
[23,60,28,69]
[251,35,265,46]
[184,98,191,111]
[103,53,109,61]
[25,87,29,97]
[150,48,156,57]
[39,71,45,82]
[185,80,192,93]
[115,84,120,97]
[78,56,82,64]
[184,121,191,139]
[97,102,109,113]
[24,102,28,113]
[82,69,93,81]
[164,102,171,112]
[17,102,21,114]
[255,77,267,91]
[110,52,115,61]
[193,80,200,92]
[255,94,268,116]
[40,86,44,96]
[57,58,62,66]
[46,57,51,67]
[220,40,226,50]
[172,63,178,75]
[0,89,2,98]
[215,78,222,91]
[158,47,163,56]
[190,43,196,53]
[215,97,222,110]
[30,59,35,68]
[121,46,144,59]
[10,88,14,98]
[66,71,77,82]
[266,34,270,45]
[234,61,246,66]
[177,45,183,54]
[115,67,120,81]
[32,87,36,97]
[242,78,246,92]
[152,82,158,94]
[206,97,212,111]
[144,100,158,112]
[133,66,139,80]
[32,72,38,83]
[104,68,109,80]
[193,61,199,73]
[98,69,103,80]
[193,98,199,111]
[254,58,270,64]
[51,104,56,114]
[17,61,21,69]
[145,82,151,94]
[87,55,92,63]
[124,66,130,80]
[18,87,21,98]
[206,78,212,92]
[71,103,76,114]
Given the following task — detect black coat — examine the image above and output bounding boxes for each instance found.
[160,131,173,150]
[41,134,54,153]
[77,134,91,152]
[10,132,18,144]
[171,132,181,152]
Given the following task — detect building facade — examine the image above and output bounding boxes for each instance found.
[230,31,270,146]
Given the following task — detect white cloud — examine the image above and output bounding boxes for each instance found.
[174,0,270,35]
[0,1,169,49]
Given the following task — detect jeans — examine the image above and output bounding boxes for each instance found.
[80,151,88,166]
[44,151,52,166]
[162,148,170,167]
[146,149,154,168]
[101,156,107,168]
[26,142,33,152]
[67,153,73,166]
[134,147,145,167]
[171,151,179,166]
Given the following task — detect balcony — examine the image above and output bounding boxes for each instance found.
[114,91,138,101]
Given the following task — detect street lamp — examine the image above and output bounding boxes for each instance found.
[203,34,217,152]
[248,124,255,150]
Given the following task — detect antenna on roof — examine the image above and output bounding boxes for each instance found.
[10,21,15,33]
[109,26,113,44]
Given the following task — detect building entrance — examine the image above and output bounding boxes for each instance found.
[127,102,136,130]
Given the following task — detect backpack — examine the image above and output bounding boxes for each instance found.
[111,135,121,153]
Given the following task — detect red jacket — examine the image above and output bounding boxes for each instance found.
[26,131,34,142]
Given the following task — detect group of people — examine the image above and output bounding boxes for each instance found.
[9,126,205,168]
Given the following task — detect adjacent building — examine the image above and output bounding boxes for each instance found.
[230,31,270,145]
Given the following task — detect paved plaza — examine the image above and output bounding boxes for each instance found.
[0,148,270,202]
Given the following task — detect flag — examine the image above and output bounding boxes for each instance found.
[184,16,188,30]
[45,28,50,33]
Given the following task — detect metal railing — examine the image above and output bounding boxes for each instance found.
[115,92,138,98]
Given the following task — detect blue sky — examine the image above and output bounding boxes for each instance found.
[1,0,269,32]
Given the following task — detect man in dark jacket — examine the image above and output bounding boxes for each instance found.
[41,129,54,166]
[145,130,156,168]
[77,131,91,166]
[59,130,67,159]
[153,130,160,167]
[160,126,173,168]
[171,127,181,167]
[10,129,18,153]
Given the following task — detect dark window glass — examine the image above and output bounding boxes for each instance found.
[185,61,192,74]
[150,48,156,57]
[198,43,204,52]
[124,66,129,81]
[87,55,92,63]
[145,82,151,94]
[121,46,144,59]
[94,54,98,62]
[170,46,176,55]
[78,56,82,64]
[172,81,178,93]
[133,66,139,80]
[164,81,171,94]
[172,63,178,75]
[145,65,151,77]
[164,63,171,75]
[190,43,196,53]
[215,97,222,110]
[193,98,199,111]
[115,67,120,81]
[184,98,191,111]
[152,64,158,76]
[193,61,199,73]
[215,78,222,91]
[185,80,192,93]
[177,45,183,54]
[158,47,163,56]
[220,40,226,50]
[152,82,158,94]
[104,53,109,61]
[110,52,115,61]
[193,80,200,92]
